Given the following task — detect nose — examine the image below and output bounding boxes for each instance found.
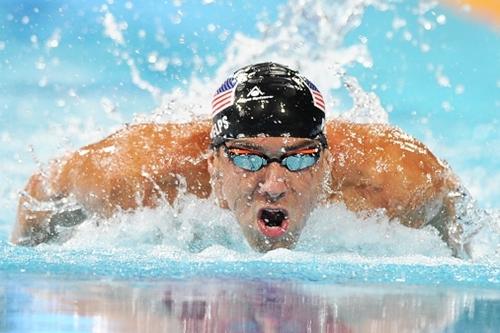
[258,162,288,202]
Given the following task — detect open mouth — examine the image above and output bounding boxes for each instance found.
[257,208,289,238]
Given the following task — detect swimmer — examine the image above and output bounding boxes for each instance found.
[12,62,468,256]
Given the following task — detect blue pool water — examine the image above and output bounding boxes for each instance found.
[0,0,499,332]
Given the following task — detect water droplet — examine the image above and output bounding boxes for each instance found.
[100,97,116,113]
[171,57,182,66]
[455,85,465,95]
[403,31,412,41]
[436,74,450,87]
[436,14,446,25]
[46,29,61,48]
[35,58,46,70]
[441,101,453,112]
[170,12,182,25]
[421,19,432,30]
[207,23,216,32]
[38,76,48,87]
[206,55,217,66]
[147,52,158,63]
[218,30,229,41]
[152,58,168,72]
[392,17,406,30]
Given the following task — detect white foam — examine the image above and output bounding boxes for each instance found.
[59,195,249,253]
[41,195,497,264]
[2,0,499,265]
[298,204,453,257]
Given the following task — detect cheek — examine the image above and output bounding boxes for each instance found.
[291,167,326,201]
[221,171,258,205]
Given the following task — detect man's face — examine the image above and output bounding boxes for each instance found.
[209,137,331,252]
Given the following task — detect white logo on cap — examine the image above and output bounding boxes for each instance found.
[247,86,264,97]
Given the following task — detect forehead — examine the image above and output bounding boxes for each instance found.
[225,137,317,150]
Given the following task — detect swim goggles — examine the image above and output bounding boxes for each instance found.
[223,144,321,172]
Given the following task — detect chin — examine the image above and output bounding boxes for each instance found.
[249,230,301,253]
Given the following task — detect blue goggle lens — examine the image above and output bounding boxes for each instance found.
[232,154,266,171]
[229,151,320,172]
[282,154,317,171]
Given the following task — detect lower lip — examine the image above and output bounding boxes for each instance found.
[257,219,289,238]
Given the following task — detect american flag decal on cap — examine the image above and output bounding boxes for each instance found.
[212,77,237,115]
[304,79,325,112]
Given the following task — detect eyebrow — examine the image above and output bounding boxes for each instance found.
[225,140,319,153]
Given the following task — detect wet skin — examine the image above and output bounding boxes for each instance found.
[208,137,331,252]
[12,120,463,255]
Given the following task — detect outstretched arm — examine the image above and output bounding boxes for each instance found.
[12,121,212,245]
[325,121,466,255]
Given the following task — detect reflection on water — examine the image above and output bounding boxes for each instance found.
[1,277,499,333]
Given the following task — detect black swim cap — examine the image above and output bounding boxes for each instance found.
[210,62,326,148]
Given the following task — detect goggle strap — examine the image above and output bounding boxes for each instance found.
[289,148,319,155]
[228,148,257,155]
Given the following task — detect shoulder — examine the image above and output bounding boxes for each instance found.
[70,120,211,162]
[57,120,212,187]
[324,119,457,222]
[85,120,212,150]
[325,120,442,167]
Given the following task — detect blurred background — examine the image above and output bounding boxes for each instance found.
[0,0,498,236]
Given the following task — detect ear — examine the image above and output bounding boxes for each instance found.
[207,150,229,209]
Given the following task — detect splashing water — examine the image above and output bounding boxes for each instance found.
[84,0,500,262]
[0,0,499,279]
